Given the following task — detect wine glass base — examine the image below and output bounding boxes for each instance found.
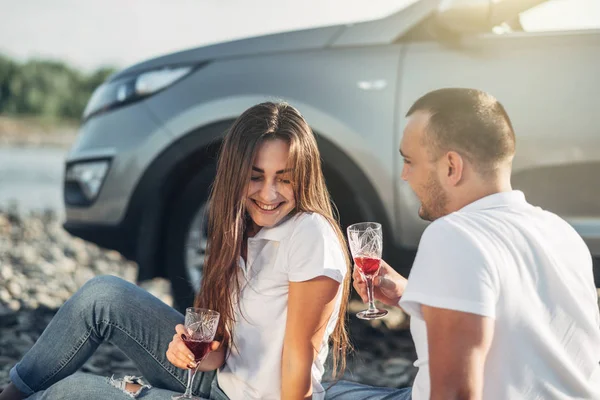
[172,395,203,400]
[356,309,388,320]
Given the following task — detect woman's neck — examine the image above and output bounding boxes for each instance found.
[246,221,261,238]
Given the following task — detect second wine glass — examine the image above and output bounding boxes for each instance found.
[347,222,388,320]
[172,307,220,400]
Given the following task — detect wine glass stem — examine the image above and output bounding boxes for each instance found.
[366,275,377,312]
[183,366,198,397]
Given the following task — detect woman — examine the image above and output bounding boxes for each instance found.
[1,102,352,400]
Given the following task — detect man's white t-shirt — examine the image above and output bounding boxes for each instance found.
[216,212,348,400]
[399,191,600,400]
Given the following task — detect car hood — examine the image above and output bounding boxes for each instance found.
[110,25,343,81]
[110,0,437,81]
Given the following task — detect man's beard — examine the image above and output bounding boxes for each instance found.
[418,173,448,222]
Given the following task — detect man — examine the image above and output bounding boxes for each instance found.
[326,88,600,399]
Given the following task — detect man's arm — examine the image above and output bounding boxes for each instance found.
[422,305,495,400]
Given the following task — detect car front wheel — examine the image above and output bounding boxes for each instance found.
[164,164,215,312]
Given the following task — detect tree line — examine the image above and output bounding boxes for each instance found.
[0,53,115,120]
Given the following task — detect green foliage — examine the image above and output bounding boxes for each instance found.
[0,54,116,120]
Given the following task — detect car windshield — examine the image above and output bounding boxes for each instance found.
[515,0,600,33]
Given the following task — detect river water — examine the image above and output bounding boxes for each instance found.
[0,146,67,215]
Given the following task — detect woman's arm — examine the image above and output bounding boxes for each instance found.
[282,276,341,400]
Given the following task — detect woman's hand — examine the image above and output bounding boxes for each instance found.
[166,324,222,370]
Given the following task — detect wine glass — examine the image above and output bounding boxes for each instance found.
[347,222,388,320]
[172,307,220,400]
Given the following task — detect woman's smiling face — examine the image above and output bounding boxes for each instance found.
[245,138,296,233]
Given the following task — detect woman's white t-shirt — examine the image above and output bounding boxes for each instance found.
[216,212,348,400]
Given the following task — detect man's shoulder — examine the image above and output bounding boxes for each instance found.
[421,214,470,243]
[418,213,499,259]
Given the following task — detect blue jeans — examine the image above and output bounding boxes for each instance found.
[9,275,228,400]
[324,381,412,400]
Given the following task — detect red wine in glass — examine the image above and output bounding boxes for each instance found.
[347,222,388,320]
[172,307,220,400]
[354,256,381,276]
[183,338,212,362]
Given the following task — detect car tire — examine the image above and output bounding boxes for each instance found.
[165,163,216,312]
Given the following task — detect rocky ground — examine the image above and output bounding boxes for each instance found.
[0,206,417,391]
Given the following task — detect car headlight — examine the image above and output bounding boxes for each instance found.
[82,66,194,120]
[65,160,110,204]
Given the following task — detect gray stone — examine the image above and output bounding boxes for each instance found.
[74,268,96,287]
[24,298,39,309]
[7,282,22,297]
[105,250,123,262]
[48,247,65,263]
[37,293,59,309]
[21,247,38,265]
[93,260,111,274]
[55,289,72,301]
[0,213,10,229]
[0,266,14,280]
[7,300,20,311]
[57,258,76,274]
[63,277,79,293]
[74,250,90,265]
[0,289,11,304]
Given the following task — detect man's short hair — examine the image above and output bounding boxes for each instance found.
[406,88,516,175]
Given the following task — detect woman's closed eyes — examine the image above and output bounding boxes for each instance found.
[250,175,292,185]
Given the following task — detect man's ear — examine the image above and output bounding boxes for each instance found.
[445,151,464,186]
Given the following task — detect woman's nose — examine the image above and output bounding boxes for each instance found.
[258,181,278,202]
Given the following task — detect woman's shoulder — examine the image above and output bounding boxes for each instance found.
[284,212,349,280]
[287,212,338,239]
[284,212,348,255]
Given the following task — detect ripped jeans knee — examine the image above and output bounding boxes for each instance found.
[23,372,161,400]
[108,375,152,398]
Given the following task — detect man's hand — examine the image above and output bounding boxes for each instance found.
[352,260,407,307]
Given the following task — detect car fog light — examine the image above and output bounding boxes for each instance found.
[65,160,110,201]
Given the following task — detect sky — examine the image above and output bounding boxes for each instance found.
[0,0,598,72]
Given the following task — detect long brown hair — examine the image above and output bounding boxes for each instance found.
[194,101,351,377]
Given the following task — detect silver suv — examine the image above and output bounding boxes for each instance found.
[63,0,600,308]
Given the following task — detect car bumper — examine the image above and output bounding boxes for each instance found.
[64,101,173,226]
[63,221,135,259]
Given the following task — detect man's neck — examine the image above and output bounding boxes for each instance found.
[450,179,513,212]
